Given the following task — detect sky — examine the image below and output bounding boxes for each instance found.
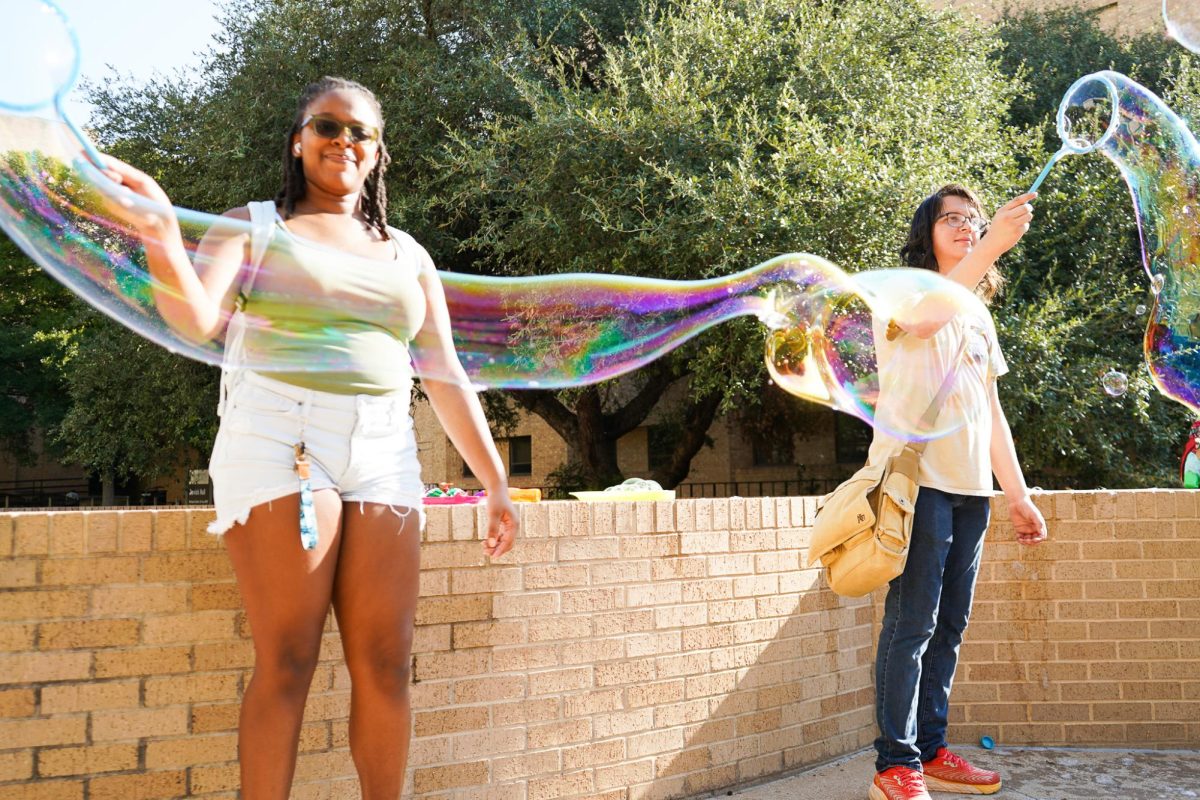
[3,0,225,125]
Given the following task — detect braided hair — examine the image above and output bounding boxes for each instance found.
[276,76,393,240]
[899,183,1004,304]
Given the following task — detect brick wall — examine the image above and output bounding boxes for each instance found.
[1,490,1197,799]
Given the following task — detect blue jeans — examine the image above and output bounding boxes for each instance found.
[874,487,990,772]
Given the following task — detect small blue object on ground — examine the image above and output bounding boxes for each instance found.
[980,736,995,750]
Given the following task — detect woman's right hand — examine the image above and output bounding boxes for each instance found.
[980,192,1036,256]
[95,155,180,239]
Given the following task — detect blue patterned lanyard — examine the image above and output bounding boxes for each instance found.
[294,442,319,550]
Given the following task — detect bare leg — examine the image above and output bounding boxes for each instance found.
[332,503,422,800]
[224,490,343,800]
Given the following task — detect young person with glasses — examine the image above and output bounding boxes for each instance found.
[98,76,519,799]
[868,184,1047,800]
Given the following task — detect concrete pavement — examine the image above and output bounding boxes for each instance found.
[727,745,1200,800]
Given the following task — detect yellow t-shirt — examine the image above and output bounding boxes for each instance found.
[867,310,1008,496]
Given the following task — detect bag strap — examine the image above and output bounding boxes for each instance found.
[236,200,277,309]
[907,334,970,456]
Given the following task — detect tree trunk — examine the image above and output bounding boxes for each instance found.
[101,470,115,506]
[575,387,623,487]
[650,392,723,489]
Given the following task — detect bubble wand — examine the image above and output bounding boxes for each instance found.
[1,0,106,168]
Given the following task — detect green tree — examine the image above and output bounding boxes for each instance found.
[435,0,1025,486]
[52,321,219,504]
[992,10,1197,487]
[0,237,74,462]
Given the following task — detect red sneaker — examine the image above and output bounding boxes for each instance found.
[921,747,1002,794]
[869,766,931,800]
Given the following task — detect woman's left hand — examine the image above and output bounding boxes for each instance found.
[483,492,519,557]
[1008,495,1047,546]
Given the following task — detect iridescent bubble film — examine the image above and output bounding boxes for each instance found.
[0,110,992,440]
[1164,0,1200,55]
[1046,71,1200,415]
[1102,369,1129,397]
[0,0,996,442]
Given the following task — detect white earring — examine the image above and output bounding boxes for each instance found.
[293,144,302,156]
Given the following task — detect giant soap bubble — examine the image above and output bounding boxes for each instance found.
[1164,0,1200,54]
[0,0,990,443]
[1036,71,1200,414]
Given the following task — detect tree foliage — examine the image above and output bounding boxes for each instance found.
[435,0,1026,485]
[3,0,1197,491]
[991,10,1198,487]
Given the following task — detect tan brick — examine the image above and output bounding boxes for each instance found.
[563,739,625,770]
[0,516,11,557]
[190,702,241,734]
[140,553,232,583]
[413,761,489,792]
[94,645,191,678]
[93,586,187,617]
[14,514,49,555]
[152,511,188,550]
[0,779,83,800]
[40,619,140,649]
[144,673,241,706]
[0,716,87,748]
[191,582,242,610]
[453,675,527,704]
[416,594,492,626]
[142,611,237,644]
[41,681,140,714]
[45,514,84,555]
[0,749,32,781]
[194,640,255,671]
[0,589,88,620]
[450,566,523,594]
[0,559,37,588]
[413,706,489,737]
[448,619,523,649]
[144,733,238,768]
[0,651,91,683]
[0,688,34,720]
[0,622,35,651]
[189,762,240,794]
[119,513,153,552]
[530,769,595,799]
[89,770,187,800]
[37,744,139,777]
[92,707,189,741]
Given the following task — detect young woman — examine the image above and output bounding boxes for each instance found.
[101,77,519,799]
[869,184,1047,800]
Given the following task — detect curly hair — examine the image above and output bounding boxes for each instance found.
[899,183,1004,304]
[276,76,392,240]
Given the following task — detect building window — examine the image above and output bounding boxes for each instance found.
[647,425,677,472]
[835,414,872,464]
[509,436,532,476]
[750,429,794,467]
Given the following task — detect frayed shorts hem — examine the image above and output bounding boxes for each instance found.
[207,486,427,537]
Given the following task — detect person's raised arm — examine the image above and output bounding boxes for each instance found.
[944,192,1036,294]
[410,250,518,557]
[896,192,1036,339]
[98,156,247,343]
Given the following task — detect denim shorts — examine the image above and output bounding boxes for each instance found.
[207,370,426,535]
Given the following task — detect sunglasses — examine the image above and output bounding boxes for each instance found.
[300,114,381,145]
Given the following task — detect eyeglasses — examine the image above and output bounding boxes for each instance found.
[936,212,987,233]
[301,114,380,145]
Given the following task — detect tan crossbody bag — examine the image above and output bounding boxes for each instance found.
[806,337,967,597]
